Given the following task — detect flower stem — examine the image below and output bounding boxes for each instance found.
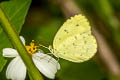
[0,6,43,80]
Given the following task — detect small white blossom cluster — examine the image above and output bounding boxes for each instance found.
[3,36,60,80]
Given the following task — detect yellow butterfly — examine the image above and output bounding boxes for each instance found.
[43,14,97,63]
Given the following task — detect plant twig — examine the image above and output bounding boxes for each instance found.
[93,29,120,75]
[0,6,43,80]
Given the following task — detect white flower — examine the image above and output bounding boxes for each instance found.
[3,36,60,80]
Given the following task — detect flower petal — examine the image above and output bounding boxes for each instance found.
[6,56,26,80]
[20,36,25,45]
[32,51,60,79]
[3,48,18,57]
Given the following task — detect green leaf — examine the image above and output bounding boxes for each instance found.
[0,0,31,72]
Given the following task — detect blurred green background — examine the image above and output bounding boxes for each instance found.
[1,0,120,80]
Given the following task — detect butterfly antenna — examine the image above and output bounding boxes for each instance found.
[38,43,53,53]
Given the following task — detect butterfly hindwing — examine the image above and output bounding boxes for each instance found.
[53,14,97,62]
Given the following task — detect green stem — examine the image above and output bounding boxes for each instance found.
[0,6,43,80]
